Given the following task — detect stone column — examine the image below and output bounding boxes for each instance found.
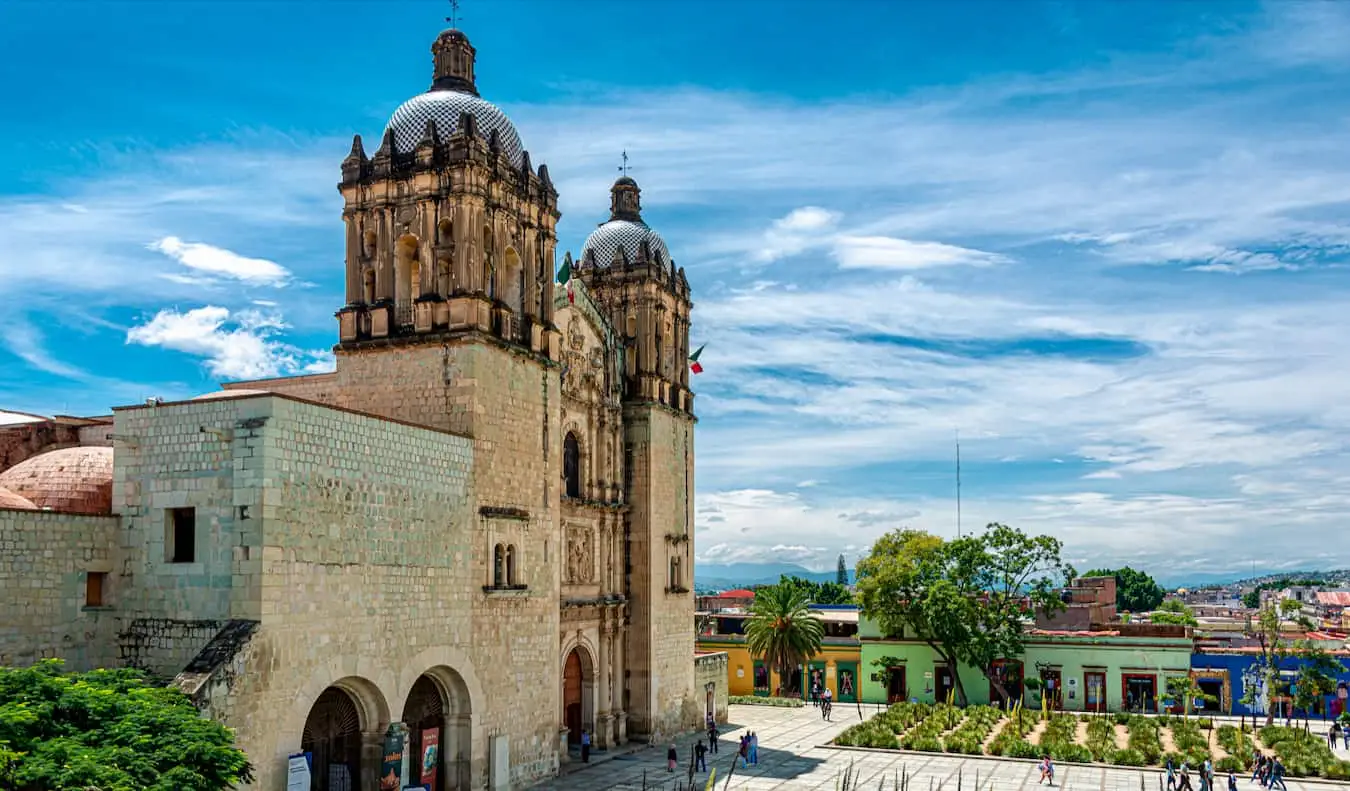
[598,622,613,747]
[344,215,360,304]
[360,730,384,791]
[611,624,627,743]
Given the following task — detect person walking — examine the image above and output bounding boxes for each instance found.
[822,686,833,721]
[1038,756,1055,786]
[1331,722,1341,750]
[1228,770,1238,791]
[1270,758,1287,791]
[707,720,719,754]
[667,744,678,773]
[1250,754,1264,784]
[738,734,749,763]
[580,729,590,763]
[1178,763,1195,791]
[694,740,707,772]
[1167,756,1177,791]
[749,731,759,765]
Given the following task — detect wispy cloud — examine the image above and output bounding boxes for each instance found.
[149,236,292,286]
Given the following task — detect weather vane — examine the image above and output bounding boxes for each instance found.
[445,0,461,28]
[619,150,631,177]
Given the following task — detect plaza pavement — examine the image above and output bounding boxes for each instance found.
[529,704,1350,791]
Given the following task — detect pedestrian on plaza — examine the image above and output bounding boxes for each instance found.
[1250,754,1264,784]
[1038,756,1055,786]
[739,734,749,762]
[1203,757,1214,791]
[823,687,833,721]
[694,740,707,772]
[580,729,590,763]
[1270,758,1287,791]
[667,744,678,773]
[1228,770,1238,791]
[749,731,759,765]
[1167,756,1177,791]
[1178,763,1194,791]
[1332,722,1342,749]
[708,722,719,754]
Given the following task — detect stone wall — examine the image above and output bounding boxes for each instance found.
[0,508,119,670]
[0,419,81,472]
[694,652,730,725]
[222,372,341,403]
[623,404,697,738]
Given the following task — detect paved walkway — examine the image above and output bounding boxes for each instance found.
[528,704,1350,791]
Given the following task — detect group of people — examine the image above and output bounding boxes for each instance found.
[811,680,834,721]
[677,715,759,773]
[1330,722,1349,749]
[1250,753,1288,791]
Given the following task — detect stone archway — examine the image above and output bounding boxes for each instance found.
[561,645,596,745]
[301,678,389,791]
[401,667,474,790]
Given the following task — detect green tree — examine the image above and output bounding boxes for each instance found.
[0,660,253,791]
[837,554,849,586]
[1292,641,1342,724]
[1244,599,1309,726]
[1242,589,1261,609]
[745,582,825,697]
[1082,566,1165,612]
[1151,598,1199,626]
[772,574,853,605]
[856,523,1074,707]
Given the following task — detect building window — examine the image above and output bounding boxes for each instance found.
[493,544,506,587]
[506,544,517,586]
[85,572,107,607]
[669,557,683,590]
[166,507,196,563]
[563,433,581,498]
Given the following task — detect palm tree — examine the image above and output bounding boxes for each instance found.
[744,583,825,698]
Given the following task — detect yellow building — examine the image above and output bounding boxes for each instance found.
[696,606,862,702]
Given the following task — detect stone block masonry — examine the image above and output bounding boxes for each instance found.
[0,508,120,670]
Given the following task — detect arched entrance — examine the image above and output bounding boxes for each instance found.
[402,669,474,790]
[301,687,363,791]
[564,649,584,744]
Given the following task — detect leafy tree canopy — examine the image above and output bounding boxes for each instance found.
[0,660,253,791]
[1081,566,1165,612]
[1151,598,1199,626]
[766,574,854,605]
[856,523,1074,705]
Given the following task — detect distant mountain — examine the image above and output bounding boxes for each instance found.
[695,561,854,591]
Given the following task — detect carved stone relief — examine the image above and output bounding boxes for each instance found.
[566,525,594,584]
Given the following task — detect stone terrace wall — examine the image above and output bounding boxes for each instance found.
[0,508,119,670]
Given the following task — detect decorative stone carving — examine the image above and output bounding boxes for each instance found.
[566,526,593,584]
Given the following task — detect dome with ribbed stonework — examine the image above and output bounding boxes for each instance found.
[0,446,113,514]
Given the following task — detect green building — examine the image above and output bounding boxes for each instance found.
[859,616,1193,712]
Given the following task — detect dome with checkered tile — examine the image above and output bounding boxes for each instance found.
[383,28,526,167]
[580,176,673,271]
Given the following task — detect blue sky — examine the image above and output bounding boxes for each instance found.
[3,1,1349,583]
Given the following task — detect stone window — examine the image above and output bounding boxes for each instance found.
[505,544,517,586]
[493,543,506,587]
[490,543,521,589]
[669,556,683,591]
[165,507,196,564]
[563,433,581,499]
[85,571,106,608]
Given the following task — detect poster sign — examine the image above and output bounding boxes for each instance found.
[286,753,311,791]
[419,728,440,789]
[381,731,406,791]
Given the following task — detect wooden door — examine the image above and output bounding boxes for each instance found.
[1085,671,1106,713]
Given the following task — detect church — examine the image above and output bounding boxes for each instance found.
[0,24,714,791]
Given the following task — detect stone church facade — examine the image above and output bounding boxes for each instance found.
[0,26,705,791]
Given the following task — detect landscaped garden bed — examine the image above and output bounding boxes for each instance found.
[833,702,1350,779]
[728,694,805,707]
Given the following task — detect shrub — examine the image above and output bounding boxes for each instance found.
[1257,725,1339,778]
[1112,748,1147,766]
[1216,756,1246,773]
[941,705,1002,754]
[729,695,804,707]
[1085,716,1118,762]
[835,720,900,749]
[1216,725,1251,761]
[1197,717,1213,730]
[1170,718,1208,753]
[1114,712,1132,725]
[1126,715,1163,764]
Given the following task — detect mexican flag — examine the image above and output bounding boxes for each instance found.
[689,344,705,374]
[556,260,574,303]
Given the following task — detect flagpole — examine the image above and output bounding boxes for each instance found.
[956,429,962,538]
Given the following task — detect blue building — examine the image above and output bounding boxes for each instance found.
[1191,650,1350,717]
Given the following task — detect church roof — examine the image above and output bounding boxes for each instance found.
[0,446,113,515]
[385,91,525,167]
[581,219,672,271]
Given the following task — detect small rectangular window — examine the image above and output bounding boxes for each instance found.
[166,507,196,563]
[85,572,106,607]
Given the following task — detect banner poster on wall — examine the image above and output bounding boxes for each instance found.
[381,731,406,791]
[419,728,440,789]
[286,753,311,791]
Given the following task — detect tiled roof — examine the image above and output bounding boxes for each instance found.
[0,409,47,426]
[716,589,755,598]
[1316,592,1350,606]
[0,486,36,510]
[1028,629,1122,637]
[0,446,113,515]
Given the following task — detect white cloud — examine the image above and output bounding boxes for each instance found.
[832,236,1006,270]
[149,236,291,286]
[126,306,331,380]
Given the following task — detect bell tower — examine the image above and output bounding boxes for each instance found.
[577,175,697,738]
